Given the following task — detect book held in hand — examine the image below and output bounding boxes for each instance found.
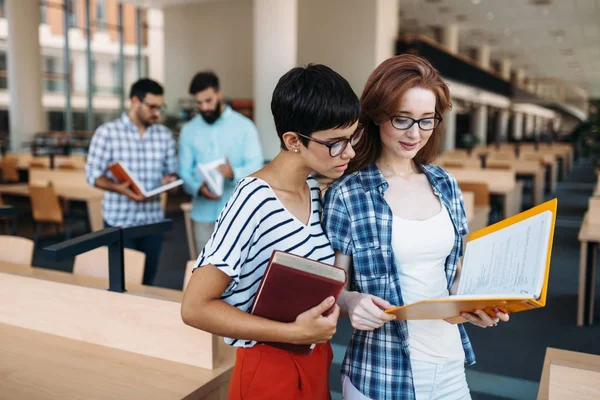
[250,251,347,355]
[386,198,557,323]
[108,161,183,198]
[197,159,225,196]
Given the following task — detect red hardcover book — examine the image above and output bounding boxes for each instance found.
[250,250,347,355]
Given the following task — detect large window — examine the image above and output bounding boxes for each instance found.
[40,3,47,24]
[95,0,106,31]
[0,52,6,90]
[68,0,77,28]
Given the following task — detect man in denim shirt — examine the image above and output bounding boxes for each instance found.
[178,72,263,254]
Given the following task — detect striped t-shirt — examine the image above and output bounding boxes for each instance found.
[193,176,335,347]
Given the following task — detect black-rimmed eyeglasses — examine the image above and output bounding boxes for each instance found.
[295,128,363,157]
[143,102,167,113]
[390,115,442,131]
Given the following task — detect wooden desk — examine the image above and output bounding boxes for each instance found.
[0,170,104,231]
[446,168,523,219]
[0,323,233,400]
[537,347,600,400]
[0,271,236,399]
[577,212,599,326]
[486,160,546,206]
[4,153,86,170]
[0,261,183,302]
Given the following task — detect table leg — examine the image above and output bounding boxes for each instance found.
[588,243,597,326]
[535,171,545,205]
[86,198,103,232]
[578,241,589,327]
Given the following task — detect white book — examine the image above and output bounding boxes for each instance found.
[197,158,225,196]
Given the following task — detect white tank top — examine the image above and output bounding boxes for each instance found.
[391,201,465,363]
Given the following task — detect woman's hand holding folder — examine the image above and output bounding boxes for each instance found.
[341,291,397,331]
[458,308,510,328]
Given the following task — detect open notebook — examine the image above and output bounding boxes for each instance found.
[197,159,225,196]
[386,198,557,323]
[108,162,183,198]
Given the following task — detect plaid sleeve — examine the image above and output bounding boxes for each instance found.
[450,173,469,237]
[85,125,111,187]
[163,130,178,176]
[322,185,353,255]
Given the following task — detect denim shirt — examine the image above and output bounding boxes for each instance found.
[323,163,475,400]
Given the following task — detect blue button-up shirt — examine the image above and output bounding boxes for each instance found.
[178,106,264,223]
[323,163,475,400]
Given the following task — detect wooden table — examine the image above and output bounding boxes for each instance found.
[0,269,236,399]
[0,261,183,302]
[0,323,233,400]
[577,212,599,326]
[486,160,546,207]
[537,347,600,400]
[0,177,104,231]
[445,168,523,219]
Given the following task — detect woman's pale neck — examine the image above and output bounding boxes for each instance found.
[377,152,420,177]
[261,152,313,193]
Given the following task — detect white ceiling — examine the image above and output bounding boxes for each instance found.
[399,0,600,98]
[120,0,600,98]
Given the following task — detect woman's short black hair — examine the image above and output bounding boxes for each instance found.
[189,71,220,95]
[271,64,360,149]
[129,78,164,101]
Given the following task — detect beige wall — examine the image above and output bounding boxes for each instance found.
[297,0,398,96]
[163,0,253,113]
[297,0,376,95]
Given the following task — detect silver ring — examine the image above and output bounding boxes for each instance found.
[493,322,498,327]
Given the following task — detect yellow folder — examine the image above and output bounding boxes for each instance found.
[386,198,557,323]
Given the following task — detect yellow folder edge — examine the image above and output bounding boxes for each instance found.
[466,197,557,307]
[384,198,558,317]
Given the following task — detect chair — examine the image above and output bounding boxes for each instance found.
[29,160,49,169]
[57,162,78,170]
[183,260,196,290]
[180,202,197,260]
[442,161,464,169]
[458,182,491,230]
[0,196,16,235]
[0,154,19,183]
[0,235,34,265]
[29,181,85,246]
[486,163,512,170]
[73,246,146,285]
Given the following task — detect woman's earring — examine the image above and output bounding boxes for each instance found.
[292,148,299,153]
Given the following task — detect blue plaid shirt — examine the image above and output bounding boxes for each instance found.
[86,113,178,227]
[323,163,475,400]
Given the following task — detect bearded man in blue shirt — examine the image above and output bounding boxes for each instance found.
[178,71,263,255]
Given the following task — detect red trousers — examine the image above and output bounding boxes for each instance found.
[228,342,333,400]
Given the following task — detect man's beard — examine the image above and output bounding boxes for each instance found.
[200,101,222,124]
[137,109,157,127]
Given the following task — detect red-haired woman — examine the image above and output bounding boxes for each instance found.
[323,54,509,400]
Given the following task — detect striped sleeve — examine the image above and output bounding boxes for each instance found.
[193,179,265,291]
